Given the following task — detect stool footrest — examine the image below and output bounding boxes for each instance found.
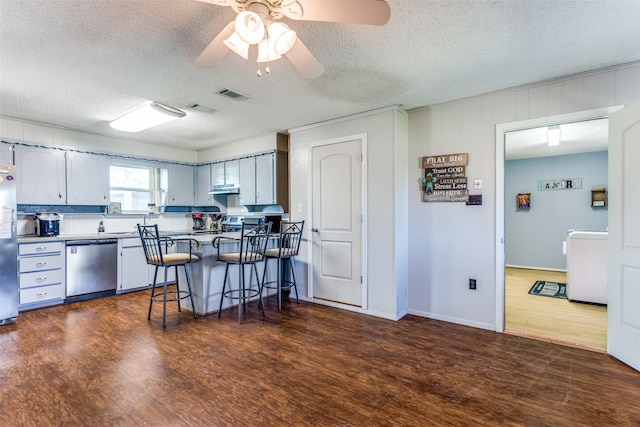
[222,288,261,302]
[151,290,192,304]
[262,280,296,292]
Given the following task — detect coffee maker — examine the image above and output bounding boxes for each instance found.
[192,213,206,231]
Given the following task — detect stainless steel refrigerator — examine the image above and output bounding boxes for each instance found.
[0,164,18,325]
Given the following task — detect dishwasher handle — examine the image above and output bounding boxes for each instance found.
[66,239,118,246]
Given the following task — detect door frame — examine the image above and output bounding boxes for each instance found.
[307,133,368,310]
[494,106,622,332]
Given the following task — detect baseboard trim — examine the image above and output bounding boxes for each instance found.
[506,264,567,273]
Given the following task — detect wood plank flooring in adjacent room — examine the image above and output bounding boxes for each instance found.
[505,267,607,351]
[1,288,637,426]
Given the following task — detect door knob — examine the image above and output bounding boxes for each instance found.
[311,227,319,233]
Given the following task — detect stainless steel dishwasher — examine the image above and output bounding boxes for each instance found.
[66,238,118,302]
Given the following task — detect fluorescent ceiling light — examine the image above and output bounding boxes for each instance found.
[109,102,186,132]
[547,125,561,146]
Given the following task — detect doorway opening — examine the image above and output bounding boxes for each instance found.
[495,106,622,351]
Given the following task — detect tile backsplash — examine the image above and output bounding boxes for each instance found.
[18,213,191,236]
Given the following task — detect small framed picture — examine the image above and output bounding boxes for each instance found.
[517,193,531,209]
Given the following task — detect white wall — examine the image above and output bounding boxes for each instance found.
[289,106,408,320]
[0,117,196,163]
[407,62,640,330]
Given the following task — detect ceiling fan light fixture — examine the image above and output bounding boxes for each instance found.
[547,125,561,146]
[109,102,186,133]
[257,38,282,62]
[234,11,265,45]
[223,29,250,59]
[268,22,297,54]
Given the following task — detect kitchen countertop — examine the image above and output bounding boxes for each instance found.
[17,230,225,243]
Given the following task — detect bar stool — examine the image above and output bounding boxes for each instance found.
[137,224,199,328]
[260,220,304,310]
[214,222,272,323]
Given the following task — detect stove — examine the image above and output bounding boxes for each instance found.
[220,215,244,232]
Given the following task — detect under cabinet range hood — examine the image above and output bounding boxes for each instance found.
[209,183,240,195]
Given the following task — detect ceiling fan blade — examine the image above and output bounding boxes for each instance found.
[283,0,390,26]
[285,38,325,79]
[194,0,235,6]
[195,23,234,68]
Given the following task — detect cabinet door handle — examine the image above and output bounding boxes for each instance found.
[59,191,63,199]
[36,292,48,298]
[311,228,319,233]
[104,193,107,200]
[36,262,47,267]
[35,246,47,251]
[36,276,47,282]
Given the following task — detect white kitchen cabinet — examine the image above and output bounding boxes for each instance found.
[0,142,14,165]
[14,144,66,205]
[117,238,150,293]
[212,160,239,186]
[117,237,177,293]
[256,153,275,204]
[167,164,194,206]
[18,241,65,310]
[236,152,288,209]
[225,159,239,186]
[195,164,212,206]
[238,157,256,206]
[66,151,109,205]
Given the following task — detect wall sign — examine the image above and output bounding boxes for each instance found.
[538,178,582,191]
[421,153,469,202]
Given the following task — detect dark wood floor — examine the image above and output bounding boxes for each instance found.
[1,290,639,427]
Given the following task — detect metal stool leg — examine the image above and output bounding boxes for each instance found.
[254,263,265,317]
[238,263,244,323]
[148,265,159,320]
[162,266,169,328]
[183,264,197,319]
[218,264,230,318]
[289,257,299,304]
[174,265,181,312]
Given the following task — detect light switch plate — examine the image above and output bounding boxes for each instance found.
[297,203,304,213]
[474,178,482,190]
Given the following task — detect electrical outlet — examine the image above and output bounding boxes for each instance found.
[469,279,477,290]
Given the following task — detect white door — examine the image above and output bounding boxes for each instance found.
[311,139,363,307]
[608,102,640,372]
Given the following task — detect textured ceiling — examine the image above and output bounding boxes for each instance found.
[1,0,639,151]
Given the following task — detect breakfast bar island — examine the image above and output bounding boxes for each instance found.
[175,233,279,316]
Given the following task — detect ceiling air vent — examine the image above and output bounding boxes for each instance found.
[217,88,250,101]
[188,103,216,114]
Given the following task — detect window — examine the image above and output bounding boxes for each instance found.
[109,164,167,212]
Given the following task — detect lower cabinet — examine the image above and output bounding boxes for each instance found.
[118,238,150,293]
[117,238,176,293]
[18,241,66,310]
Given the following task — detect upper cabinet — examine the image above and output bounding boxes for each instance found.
[238,157,256,206]
[167,164,194,206]
[255,153,275,205]
[212,160,239,186]
[14,144,66,205]
[195,164,212,206]
[237,152,288,210]
[66,151,109,205]
[0,142,14,165]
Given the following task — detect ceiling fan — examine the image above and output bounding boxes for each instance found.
[194,0,391,79]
